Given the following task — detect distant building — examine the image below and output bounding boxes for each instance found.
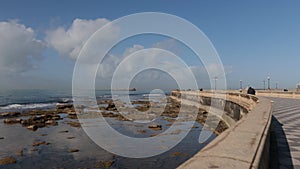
[297,83,300,92]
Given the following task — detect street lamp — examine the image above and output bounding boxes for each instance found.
[276,82,278,89]
[263,80,266,90]
[267,76,270,90]
[214,77,218,91]
[240,80,243,90]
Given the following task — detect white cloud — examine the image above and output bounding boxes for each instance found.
[46,18,114,59]
[0,21,44,75]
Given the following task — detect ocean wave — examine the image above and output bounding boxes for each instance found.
[0,103,56,110]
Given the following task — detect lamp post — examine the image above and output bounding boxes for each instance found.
[240,80,243,90]
[267,76,270,90]
[276,82,278,90]
[214,77,218,91]
[263,80,266,90]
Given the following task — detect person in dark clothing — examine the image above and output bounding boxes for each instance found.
[247,87,256,95]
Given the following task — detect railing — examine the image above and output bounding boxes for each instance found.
[172,91,272,169]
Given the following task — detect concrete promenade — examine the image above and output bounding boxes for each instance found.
[270,97,300,169]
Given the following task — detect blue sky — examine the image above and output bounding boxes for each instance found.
[0,0,300,90]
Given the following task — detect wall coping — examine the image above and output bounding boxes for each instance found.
[175,91,272,169]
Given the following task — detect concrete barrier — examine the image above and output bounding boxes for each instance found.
[173,91,272,169]
[256,90,300,99]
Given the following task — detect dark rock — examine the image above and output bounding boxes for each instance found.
[105,102,117,111]
[0,112,20,118]
[0,137,4,139]
[51,115,61,120]
[27,125,38,131]
[0,157,16,165]
[59,130,69,133]
[148,124,162,130]
[56,104,74,110]
[3,118,21,124]
[137,130,146,134]
[45,120,58,126]
[95,160,114,168]
[67,136,75,139]
[18,149,23,156]
[32,141,50,146]
[68,121,81,128]
[69,148,79,153]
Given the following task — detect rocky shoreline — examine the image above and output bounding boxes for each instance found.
[0,97,228,168]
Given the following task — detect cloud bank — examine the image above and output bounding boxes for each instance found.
[0,21,45,75]
[46,18,112,59]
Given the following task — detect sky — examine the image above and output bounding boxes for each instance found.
[0,0,300,90]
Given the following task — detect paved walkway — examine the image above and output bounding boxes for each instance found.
[270,97,300,169]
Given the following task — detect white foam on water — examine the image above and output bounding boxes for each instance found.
[0,103,55,110]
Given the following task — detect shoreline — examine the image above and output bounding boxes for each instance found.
[0,96,226,168]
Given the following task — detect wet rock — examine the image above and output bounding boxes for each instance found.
[52,115,61,120]
[135,105,150,112]
[67,113,77,119]
[27,125,38,131]
[0,157,16,165]
[0,112,20,118]
[95,160,114,168]
[68,121,81,128]
[67,136,75,139]
[3,118,21,124]
[56,104,74,110]
[171,152,189,157]
[69,148,79,153]
[31,148,39,152]
[59,130,69,133]
[18,149,23,156]
[148,124,162,130]
[105,102,117,111]
[20,113,62,129]
[32,141,50,146]
[45,120,58,126]
[0,137,4,139]
[131,100,150,105]
[137,130,146,134]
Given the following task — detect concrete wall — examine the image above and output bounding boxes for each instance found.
[172,91,273,169]
[256,90,300,99]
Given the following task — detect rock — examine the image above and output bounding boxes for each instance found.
[148,124,162,130]
[105,102,117,111]
[0,157,16,165]
[137,130,146,134]
[27,125,38,131]
[68,121,81,128]
[45,120,57,126]
[3,118,21,124]
[95,160,114,168]
[51,115,61,120]
[59,130,69,133]
[67,136,75,139]
[56,104,74,109]
[32,141,50,146]
[0,137,4,139]
[18,149,23,156]
[67,114,77,119]
[171,152,189,157]
[69,148,79,153]
[0,112,20,118]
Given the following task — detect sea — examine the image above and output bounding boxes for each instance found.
[0,89,215,169]
[0,89,166,112]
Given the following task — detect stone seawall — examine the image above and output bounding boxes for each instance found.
[173,91,272,169]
